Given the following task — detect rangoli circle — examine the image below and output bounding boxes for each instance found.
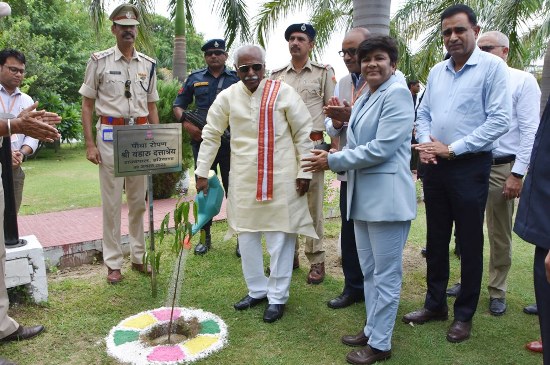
[106,307,228,364]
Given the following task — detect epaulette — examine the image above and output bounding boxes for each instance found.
[138,52,157,64]
[270,65,287,74]
[189,67,207,76]
[90,48,114,61]
[311,60,333,70]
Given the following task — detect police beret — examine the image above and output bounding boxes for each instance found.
[284,23,316,41]
[109,3,140,25]
[0,2,11,18]
[201,39,226,52]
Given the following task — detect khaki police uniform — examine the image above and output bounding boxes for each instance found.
[271,59,335,265]
[79,46,159,270]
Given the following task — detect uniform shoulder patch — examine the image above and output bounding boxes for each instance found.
[138,52,157,64]
[189,67,207,76]
[91,48,114,61]
[310,60,325,68]
[270,65,287,74]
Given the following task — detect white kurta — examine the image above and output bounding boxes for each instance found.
[196,79,317,239]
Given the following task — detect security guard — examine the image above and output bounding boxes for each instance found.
[271,23,336,285]
[173,39,240,256]
[79,3,160,284]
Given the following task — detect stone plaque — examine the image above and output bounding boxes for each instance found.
[113,124,182,177]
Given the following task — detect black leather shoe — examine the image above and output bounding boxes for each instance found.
[402,308,448,324]
[446,283,461,297]
[523,304,538,315]
[446,319,472,343]
[263,304,285,323]
[327,293,364,309]
[341,329,369,347]
[346,345,391,365]
[489,298,506,316]
[0,357,17,365]
[194,233,212,255]
[233,295,266,310]
[0,325,44,343]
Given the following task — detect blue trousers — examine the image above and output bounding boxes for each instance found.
[354,220,411,351]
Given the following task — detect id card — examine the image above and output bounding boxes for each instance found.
[102,127,113,142]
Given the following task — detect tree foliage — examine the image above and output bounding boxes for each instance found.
[149,13,205,72]
[393,0,550,81]
[0,0,112,104]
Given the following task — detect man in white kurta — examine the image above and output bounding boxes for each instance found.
[195,45,316,323]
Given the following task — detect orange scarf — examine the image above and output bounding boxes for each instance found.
[256,79,281,201]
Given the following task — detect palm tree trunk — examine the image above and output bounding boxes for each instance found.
[541,40,550,116]
[353,0,391,35]
[172,0,187,81]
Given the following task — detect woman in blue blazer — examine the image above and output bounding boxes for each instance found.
[303,36,416,365]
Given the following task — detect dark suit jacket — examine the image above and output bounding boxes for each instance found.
[514,97,550,250]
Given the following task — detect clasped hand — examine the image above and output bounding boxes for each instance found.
[412,135,449,164]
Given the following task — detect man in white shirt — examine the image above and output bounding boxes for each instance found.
[0,49,38,213]
[477,31,540,315]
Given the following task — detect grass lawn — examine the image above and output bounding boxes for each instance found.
[20,143,101,215]
[4,143,543,364]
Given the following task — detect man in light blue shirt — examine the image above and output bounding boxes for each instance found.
[402,4,510,344]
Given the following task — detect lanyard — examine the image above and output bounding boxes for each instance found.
[0,93,19,114]
[351,80,368,106]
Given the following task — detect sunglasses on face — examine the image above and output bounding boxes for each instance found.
[124,80,131,98]
[479,45,505,52]
[338,48,357,57]
[237,64,263,73]
[205,50,225,57]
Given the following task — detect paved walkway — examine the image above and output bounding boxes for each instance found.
[16,195,228,266]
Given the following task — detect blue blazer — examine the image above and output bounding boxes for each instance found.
[514,97,550,250]
[328,75,417,222]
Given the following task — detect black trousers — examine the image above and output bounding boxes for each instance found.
[339,181,363,297]
[192,141,230,231]
[534,246,550,365]
[423,153,492,321]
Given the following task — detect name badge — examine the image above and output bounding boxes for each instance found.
[102,127,113,142]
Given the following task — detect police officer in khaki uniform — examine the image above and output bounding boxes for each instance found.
[79,3,160,284]
[271,23,335,284]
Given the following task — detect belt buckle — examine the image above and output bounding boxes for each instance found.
[127,117,135,126]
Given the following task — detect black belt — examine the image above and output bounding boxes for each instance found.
[492,154,515,165]
[452,151,491,161]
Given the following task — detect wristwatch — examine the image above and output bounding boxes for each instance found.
[511,172,524,179]
[447,145,456,160]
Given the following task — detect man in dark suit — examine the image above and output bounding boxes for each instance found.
[514,96,550,365]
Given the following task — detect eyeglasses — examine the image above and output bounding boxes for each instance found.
[124,80,131,98]
[205,50,225,57]
[479,45,506,52]
[338,48,357,57]
[237,63,263,73]
[3,66,25,75]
